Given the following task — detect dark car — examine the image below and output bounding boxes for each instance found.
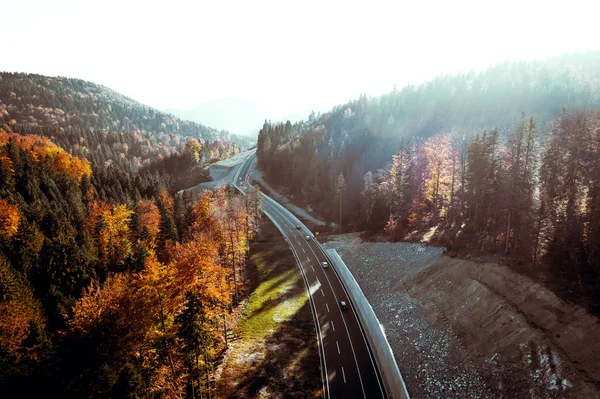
[296,225,301,230]
[339,300,348,311]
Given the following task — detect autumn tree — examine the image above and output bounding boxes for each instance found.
[136,199,161,249]
[157,189,179,256]
[185,139,203,164]
[0,254,46,373]
[0,198,20,239]
[421,134,455,222]
[96,204,135,268]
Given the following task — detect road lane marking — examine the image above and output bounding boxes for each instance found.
[315,247,385,397]
[331,320,335,331]
[321,289,325,297]
[326,303,330,313]
[267,198,379,398]
[342,367,346,383]
[336,341,341,354]
[311,265,315,271]
[303,229,369,398]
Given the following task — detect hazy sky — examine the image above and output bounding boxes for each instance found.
[3,0,600,126]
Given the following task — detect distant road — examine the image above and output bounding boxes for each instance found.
[232,151,386,399]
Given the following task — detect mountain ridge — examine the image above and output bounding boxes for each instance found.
[0,72,252,147]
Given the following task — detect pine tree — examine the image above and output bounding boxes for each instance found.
[175,292,213,399]
[335,173,346,233]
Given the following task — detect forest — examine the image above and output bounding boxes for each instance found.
[256,53,600,314]
[0,72,266,397]
[0,72,252,194]
[0,128,263,397]
[0,73,249,171]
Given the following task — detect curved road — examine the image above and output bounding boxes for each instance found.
[232,151,386,399]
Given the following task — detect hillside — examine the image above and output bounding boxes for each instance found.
[0,129,262,397]
[258,52,600,210]
[0,73,251,170]
[256,52,600,315]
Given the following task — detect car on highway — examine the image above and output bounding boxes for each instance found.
[296,225,301,230]
[322,261,329,268]
[339,300,348,311]
[305,235,311,240]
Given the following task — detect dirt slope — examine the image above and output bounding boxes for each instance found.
[324,233,600,398]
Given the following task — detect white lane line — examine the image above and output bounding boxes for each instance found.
[311,265,315,272]
[331,320,335,331]
[303,233,368,398]
[321,289,325,297]
[271,201,381,397]
[326,303,330,313]
[302,249,306,254]
[336,341,341,354]
[314,244,385,398]
[342,367,347,383]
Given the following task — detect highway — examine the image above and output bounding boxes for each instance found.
[232,151,387,399]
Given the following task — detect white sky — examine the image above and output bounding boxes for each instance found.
[3,0,600,123]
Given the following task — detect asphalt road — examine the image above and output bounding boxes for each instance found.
[233,151,386,399]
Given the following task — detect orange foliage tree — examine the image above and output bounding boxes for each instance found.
[136,199,161,248]
[0,255,44,365]
[0,198,21,239]
[159,189,174,214]
[0,130,91,183]
[69,184,260,396]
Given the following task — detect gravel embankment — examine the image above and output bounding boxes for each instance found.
[324,233,600,399]
[325,234,496,398]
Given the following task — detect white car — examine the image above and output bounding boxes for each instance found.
[305,235,311,240]
[322,261,329,269]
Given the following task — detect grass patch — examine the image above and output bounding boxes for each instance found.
[236,249,307,340]
[214,220,321,398]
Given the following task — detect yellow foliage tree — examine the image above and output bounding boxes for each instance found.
[96,204,133,264]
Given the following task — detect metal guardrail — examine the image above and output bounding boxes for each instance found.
[326,249,410,399]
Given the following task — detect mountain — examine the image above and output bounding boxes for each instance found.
[165,98,272,136]
[0,73,252,169]
[0,74,262,399]
[258,51,600,211]
[256,52,600,314]
[166,98,335,137]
